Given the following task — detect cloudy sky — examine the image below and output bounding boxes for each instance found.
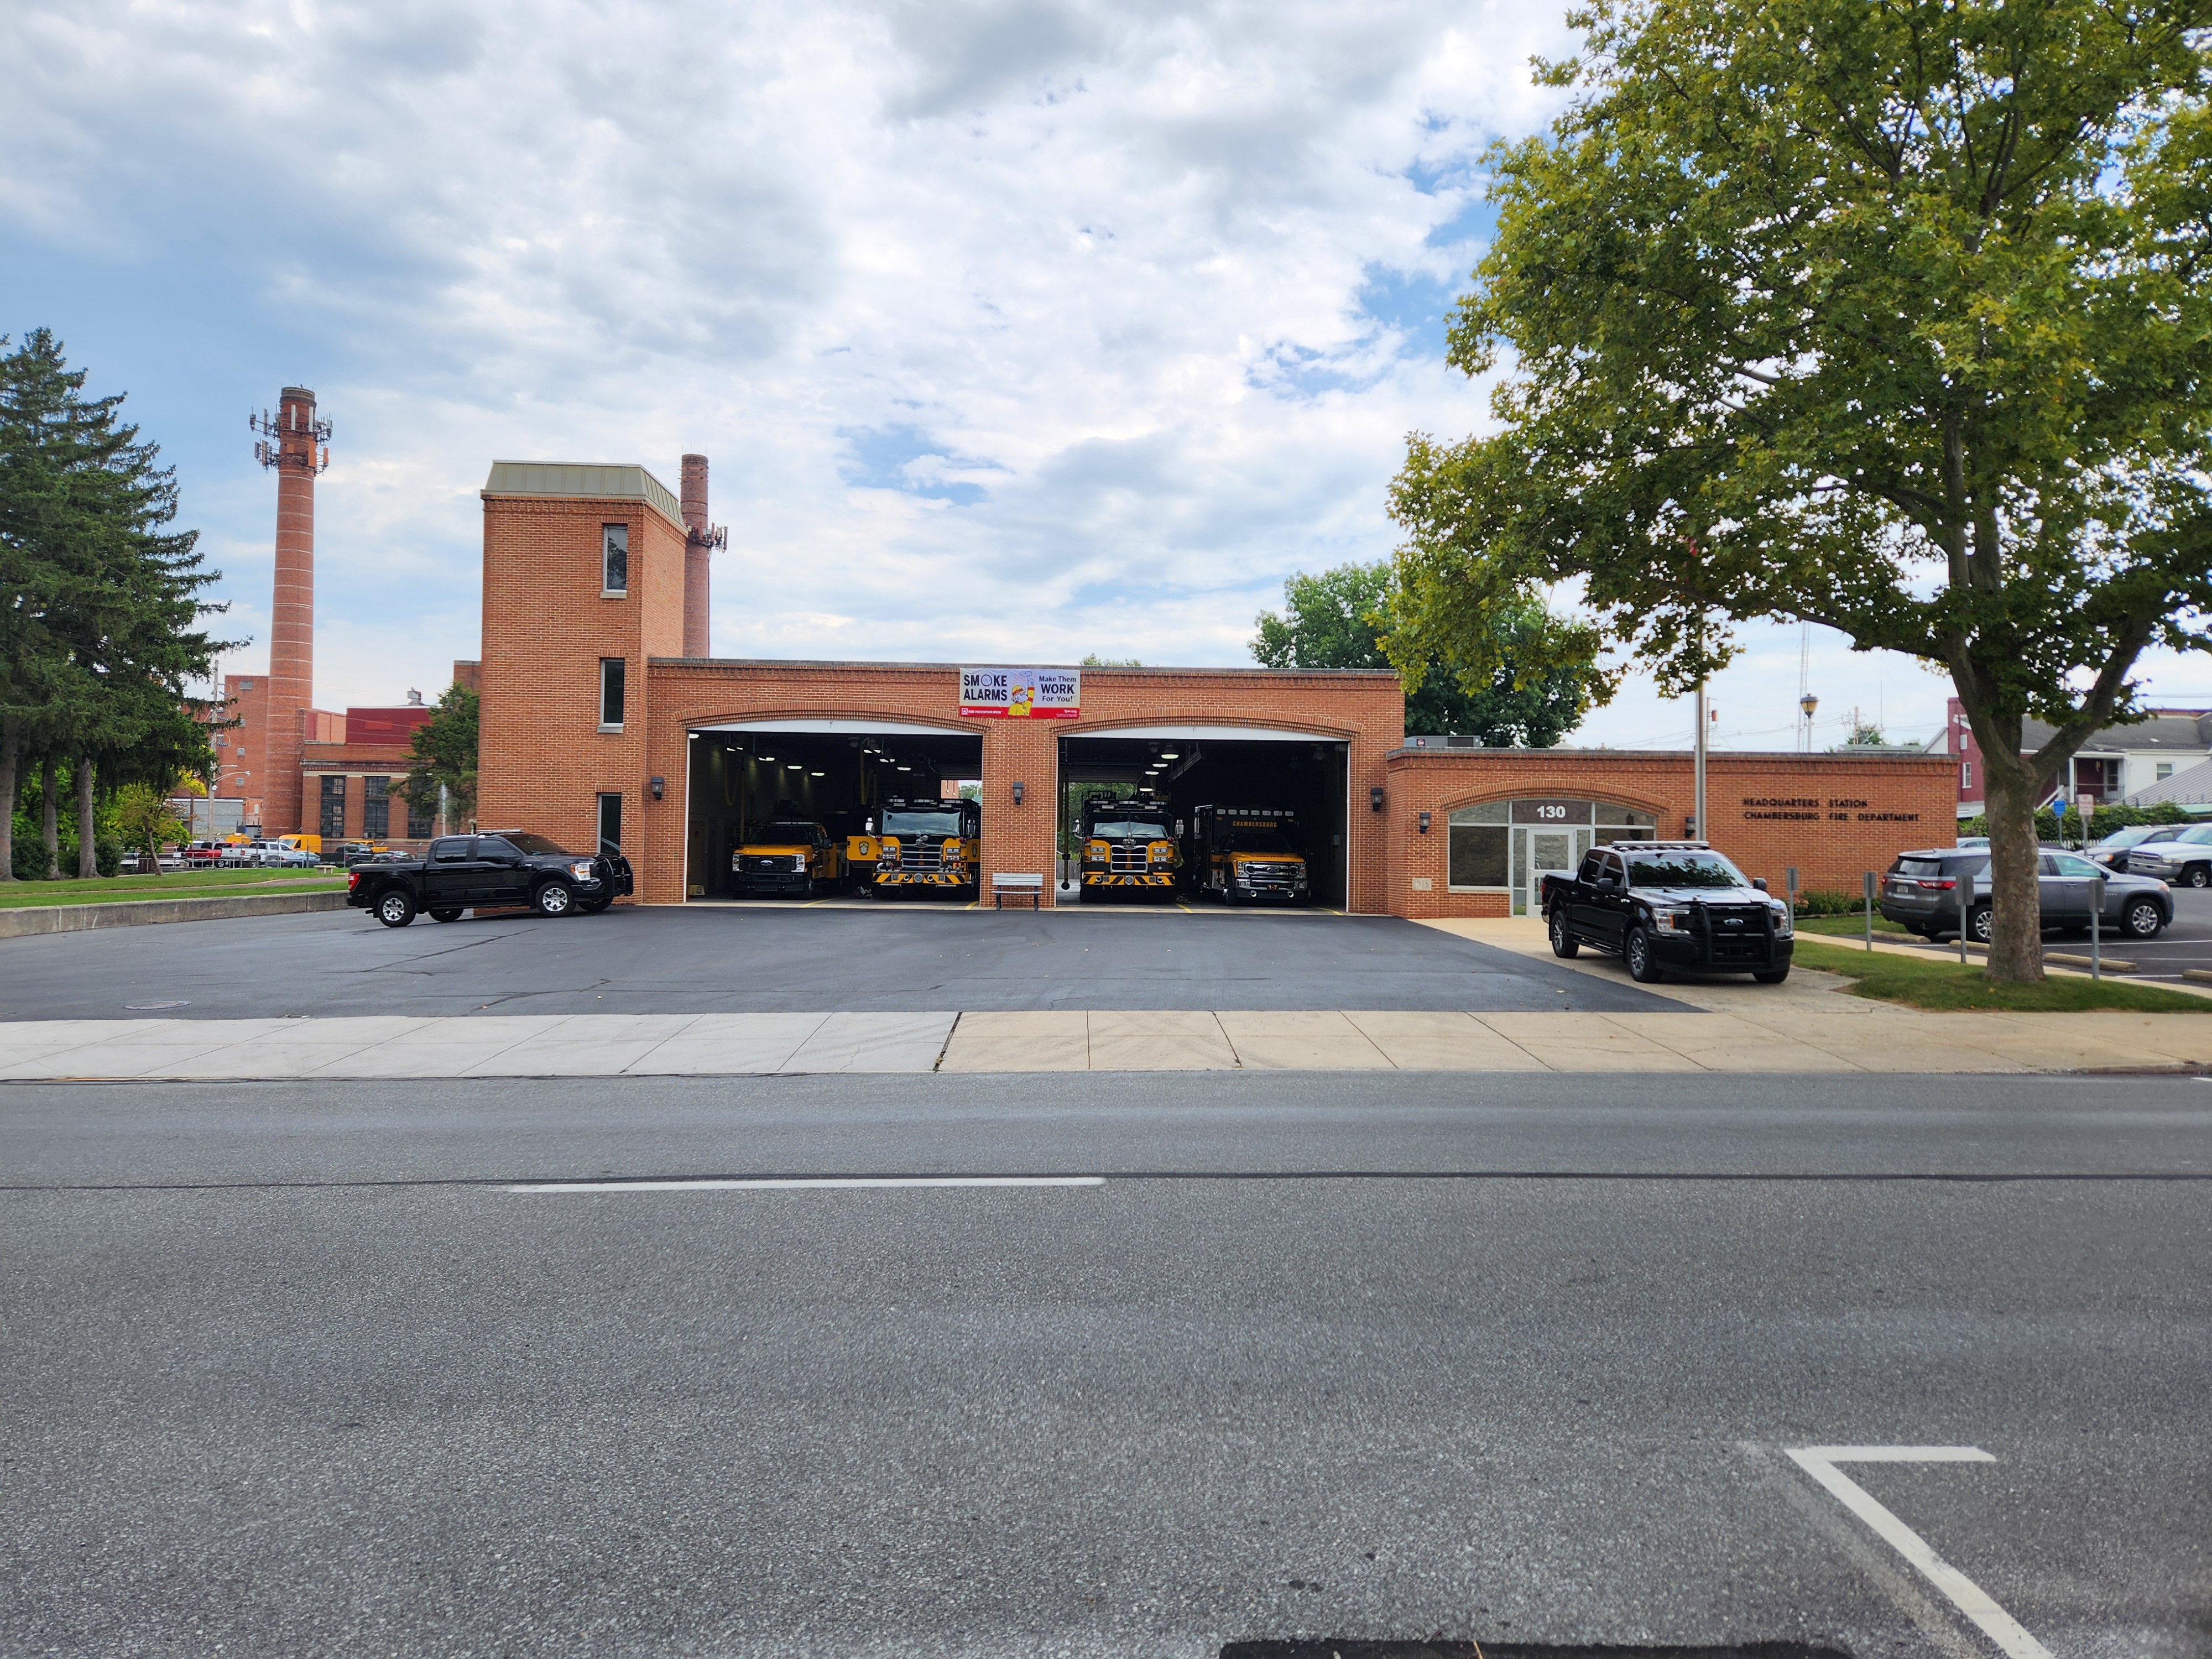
[10,0,2200,750]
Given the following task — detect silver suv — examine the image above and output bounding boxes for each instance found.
[1879,847,2173,942]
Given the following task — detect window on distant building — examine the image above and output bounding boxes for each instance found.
[598,792,623,852]
[1962,761,1971,790]
[602,524,628,595]
[363,776,389,839]
[320,775,346,840]
[599,658,625,730]
[2158,761,2176,781]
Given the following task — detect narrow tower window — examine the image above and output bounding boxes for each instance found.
[602,524,628,595]
[599,659,626,731]
[598,792,623,852]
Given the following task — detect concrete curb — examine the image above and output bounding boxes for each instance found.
[0,890,349,939]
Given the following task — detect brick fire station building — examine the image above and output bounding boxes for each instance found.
[476,462,1953,915]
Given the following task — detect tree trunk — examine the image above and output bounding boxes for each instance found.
[1975,738,2046,984]
[0,717,16,883]
[77,754,97,879]
[40,759,59,879]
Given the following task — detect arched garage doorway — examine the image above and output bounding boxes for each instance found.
[684,718,982,900]
[1059,726,1351,906]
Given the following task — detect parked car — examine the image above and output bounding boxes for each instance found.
[184,840,226,867]
[270,845,322,868]
[1879,847,2172,942]
[346,831,634,926]
[2085,824,2170,873]
[1540,841,1794,983]
[2117,824,2212,888]
[1954,835,1990,849]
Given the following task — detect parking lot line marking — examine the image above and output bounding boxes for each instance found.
[505,1175,1107,1193]
[1787,1446,2052,1659]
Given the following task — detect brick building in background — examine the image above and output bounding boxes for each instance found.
[1945,696,2212,820]
[473,458,1952,912]
[202,388,477,848]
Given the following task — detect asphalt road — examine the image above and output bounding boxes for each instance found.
[0,905,1687,1019]
[3,1072,2205,1658]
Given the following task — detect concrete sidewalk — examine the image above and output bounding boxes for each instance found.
[3,995,2208,1079]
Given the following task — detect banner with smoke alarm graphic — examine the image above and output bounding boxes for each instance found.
[959,667,1081,719]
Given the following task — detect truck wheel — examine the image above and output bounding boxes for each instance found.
[430,909,463,924]
[2124,898,2164,938]
[375,889,416,928]
[1752,966,1791,984]
[1625,927,1665,983]
[1548,909,1579,958]
[2188,865,2211,889]
[533,881,575,918]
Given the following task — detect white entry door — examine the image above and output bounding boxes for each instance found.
[1512,824,1592,915]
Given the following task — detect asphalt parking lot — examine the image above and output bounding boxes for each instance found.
[0,905,1689,1021]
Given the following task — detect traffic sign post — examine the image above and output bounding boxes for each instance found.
[1862,870,1876,951]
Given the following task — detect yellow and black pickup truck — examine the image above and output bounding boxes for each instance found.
[731,818,846,898]
[1078,797,1179,899]
[867,797,981,897]
[1187,804,1310,905]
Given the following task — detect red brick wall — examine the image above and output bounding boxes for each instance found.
[637,663,1405,910]
[477,494,686,857]
[1384,748,1957,917]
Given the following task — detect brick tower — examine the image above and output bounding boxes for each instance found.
[249,387,330,837]
[679,453,726,659]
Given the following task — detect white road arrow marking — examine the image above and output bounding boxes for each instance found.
[1787,1446,2052,1659]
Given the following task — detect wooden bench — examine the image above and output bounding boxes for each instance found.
[990,872,1045,910]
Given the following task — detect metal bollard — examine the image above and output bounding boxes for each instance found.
[1959,868,1970,965]
[1862,870,1876,951]
[2090,873,2104,980]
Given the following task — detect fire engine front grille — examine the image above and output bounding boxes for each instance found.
[900,844,943,872]
[1109,844,1154,873]
[1239,863,1297,889]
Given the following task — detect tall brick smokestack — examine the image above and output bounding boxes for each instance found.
[681,453,712,658]
[251,386,329,838]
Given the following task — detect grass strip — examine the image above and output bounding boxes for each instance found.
[0,870,347,910]
[1790,937,2210,1013]
[1797,913,1912,938]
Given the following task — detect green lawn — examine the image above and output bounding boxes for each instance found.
[0,868,347,909]
[1789,936,2209,1013]
[1797,912,1911,938]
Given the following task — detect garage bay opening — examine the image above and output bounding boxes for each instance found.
[1058,728,1349,907]
[684,721,983,901]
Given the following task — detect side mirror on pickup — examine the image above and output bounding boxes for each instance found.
[1752,877,1768,891]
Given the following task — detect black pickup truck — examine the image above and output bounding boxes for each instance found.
[346,831,633,927]
[1538,840,1794,984]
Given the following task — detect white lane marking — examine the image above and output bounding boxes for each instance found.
[1787,1446,2052,1659]
[507,1175,1105,1193]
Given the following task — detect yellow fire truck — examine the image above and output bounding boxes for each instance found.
[1078,797,1179,899]
[1187,804,1310,904]
[865,797,981,897]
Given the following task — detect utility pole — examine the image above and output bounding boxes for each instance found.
[1694,670,1708,842]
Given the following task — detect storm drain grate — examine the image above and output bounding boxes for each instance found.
[1223,1645,1854,1659]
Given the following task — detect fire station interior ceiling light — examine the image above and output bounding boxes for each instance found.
[810,771,825,777]
[1159,752,1178,758]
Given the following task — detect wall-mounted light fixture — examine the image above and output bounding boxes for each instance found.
[1418,810,1431,834]
[649,776,665,800]
[1011,780,1026,806]
[1370,786,1385,813]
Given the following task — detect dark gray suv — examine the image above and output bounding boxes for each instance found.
[1879,847,2173,943]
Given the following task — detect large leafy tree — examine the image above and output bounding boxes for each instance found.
[1254,560,1599,745]
[1386,0,2212,981]
[0,330,225,877]
[401,683,479,830]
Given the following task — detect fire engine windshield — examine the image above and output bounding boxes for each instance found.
[1089,817,1172,841]
[883,808,964,838]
